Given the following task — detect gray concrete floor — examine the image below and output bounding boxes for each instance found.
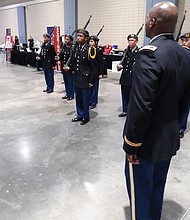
[0,55,190,220]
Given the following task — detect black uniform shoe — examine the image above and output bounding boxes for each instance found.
[80,119,90,125]
[47,90,53,93]
[118,112,127,117]
[67,97,74,101]
[72,117,82,122]
[43,89,47,92]
[90,105,96,109]
[179,130,184,138]
[62,95,68,99]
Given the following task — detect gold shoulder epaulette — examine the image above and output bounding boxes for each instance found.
[139,45,157,52]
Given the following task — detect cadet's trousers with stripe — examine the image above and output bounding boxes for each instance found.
[121,84,130,113]
[63,73,74,98]
[125,157,171,220]
[44,68,54,92]
[90,78,99,106]
[75,87,90,120]
[180,106,190,132]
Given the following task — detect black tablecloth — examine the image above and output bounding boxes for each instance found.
[11,50,122,72]
[11,50,37,67]
[103,54,122,69]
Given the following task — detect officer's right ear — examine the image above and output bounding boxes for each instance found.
[150,18,156,28]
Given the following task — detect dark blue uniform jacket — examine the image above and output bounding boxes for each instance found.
[123,34,190,162]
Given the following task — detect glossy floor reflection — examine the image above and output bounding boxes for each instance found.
[0,60,190,220]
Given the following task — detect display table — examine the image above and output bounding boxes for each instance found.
[11,50,37,67]
[103,54,122,69]
[11,50,122,72]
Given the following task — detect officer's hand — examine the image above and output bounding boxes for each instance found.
[55,56,60,61]
[117,64,123,71]
[127,154,140,165]
[99,74,103,79]
[63,66,70,72]
[89,83,93,88]
[36,56,41,60]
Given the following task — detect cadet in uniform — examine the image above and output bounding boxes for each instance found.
[179,32,190,138]
[37,33,56,93]
[88,35,104,109]
[123,2,190,220]
[71,29,98,125]
[55,34,74,100]
[117,34,139,117]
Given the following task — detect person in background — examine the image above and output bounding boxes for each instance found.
[55,34,74,101]
[123,2,190,220]
[103,44,112,54]
[28,36,34,51]
[88,35,104,109]
[179,32,190,138]
[12,36,20,51]
[36,33,56,93]
[117,34,139,117]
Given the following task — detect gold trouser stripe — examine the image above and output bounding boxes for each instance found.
[124,135,142,147]
[129,162,136,220]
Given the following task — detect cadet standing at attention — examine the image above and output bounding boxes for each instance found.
[36,34,56,93]
[117,34,139,117]
[71,29,98,125]
[123,2,190,220]
[55,34,74,100]
[88,35,104,109]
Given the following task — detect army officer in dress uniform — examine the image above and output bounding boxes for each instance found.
[117,34,139,117]
[70,29,99,125]
[123,2,190,220]
[55,34,74,100]
[36,33,56,93]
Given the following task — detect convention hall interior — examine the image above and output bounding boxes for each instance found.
[0,0,190,220]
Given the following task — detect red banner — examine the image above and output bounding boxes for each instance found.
[53,26,62,71]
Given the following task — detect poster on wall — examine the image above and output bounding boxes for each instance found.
[5,28,13,62]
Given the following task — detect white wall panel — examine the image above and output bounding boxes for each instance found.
[0,8,18,43]
[26,0,64,42]
[77,0,146,49]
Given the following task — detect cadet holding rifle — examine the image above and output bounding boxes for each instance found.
[117,34,139,117]
[71,29,99,125]
[55,34,74,100]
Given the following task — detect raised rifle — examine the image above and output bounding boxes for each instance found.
[119,24,144,65]
[72,15,92,36]
[136,24,144,36]
[66,15,92,66]
[176,10,187,42]
[97,25,104,37]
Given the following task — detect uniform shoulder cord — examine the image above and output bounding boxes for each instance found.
[88,46,96,59]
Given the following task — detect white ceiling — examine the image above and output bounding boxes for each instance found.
[0,0,34,7]
[0,0,59,9]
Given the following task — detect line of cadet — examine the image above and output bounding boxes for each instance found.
[36,29,189,131]
[37,29,104,125]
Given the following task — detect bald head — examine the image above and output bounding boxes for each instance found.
[146,1,178,39]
